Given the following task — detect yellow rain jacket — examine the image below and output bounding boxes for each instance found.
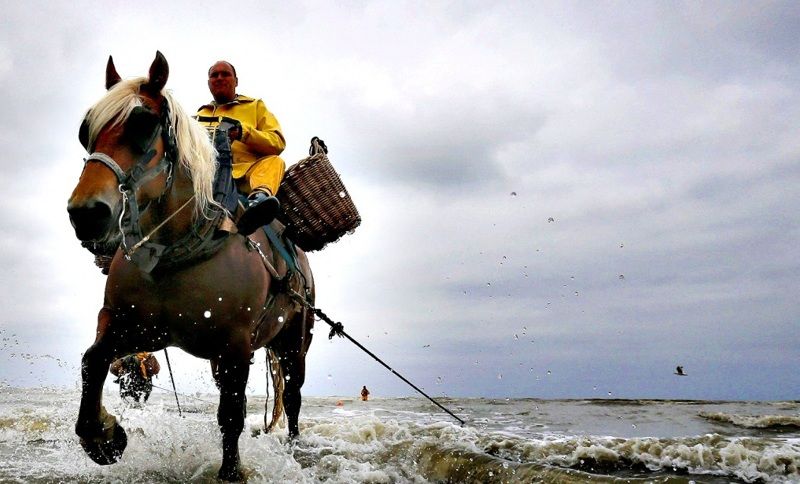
[197,95,286,195]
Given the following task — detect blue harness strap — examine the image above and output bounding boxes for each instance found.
[263,223,299,274]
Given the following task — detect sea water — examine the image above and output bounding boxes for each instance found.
[0,387,797,483]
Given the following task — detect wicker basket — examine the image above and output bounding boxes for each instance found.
[277,137,361,252]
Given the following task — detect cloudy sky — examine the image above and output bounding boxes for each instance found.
[1,1,798,402]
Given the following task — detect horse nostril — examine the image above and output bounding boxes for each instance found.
[67,200,114,241]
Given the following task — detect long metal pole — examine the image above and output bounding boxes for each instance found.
[163,348,183,417]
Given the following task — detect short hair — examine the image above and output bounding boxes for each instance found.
[208,61,237,78]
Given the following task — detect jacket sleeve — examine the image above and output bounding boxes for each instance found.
[239,99,286,156]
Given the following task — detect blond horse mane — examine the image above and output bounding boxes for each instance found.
[83,77,219,217]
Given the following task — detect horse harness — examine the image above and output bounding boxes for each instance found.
[80,100,228,273]
[79,100,312,310]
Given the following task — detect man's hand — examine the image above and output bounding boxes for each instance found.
[220,116,242,142]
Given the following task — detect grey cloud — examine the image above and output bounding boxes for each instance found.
[2,2,799,399]
[338,92,547,190]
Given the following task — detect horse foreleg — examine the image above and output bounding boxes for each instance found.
[215,354,250,482]
[75,308,127,465]
[210,357,222,390]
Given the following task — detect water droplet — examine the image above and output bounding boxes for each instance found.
[619,274,625,280]
[547,217,555,223]
[574,291,579,296]
[510,191,517,196]
[247,307,251,311]
[631,424,637,429]
[607,391,612,396]
[285,375,291,381]
[546,370,552,375]
[497,373,503,380]
[338,191,346,198]
[486,282,491,287]
[327,374,332,379]
[514,334,519,340]
[436,376,442,384]
[218,297,223,302]
[278,316,284,323]
[204,310,211,318]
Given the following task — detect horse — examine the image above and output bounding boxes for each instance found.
[67,51,315,481]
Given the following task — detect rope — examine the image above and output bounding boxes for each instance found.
[288,289,465,426]
[129,195,196,255]
[163,348,183,417]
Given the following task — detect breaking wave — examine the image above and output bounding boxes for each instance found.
[700,412,800,431]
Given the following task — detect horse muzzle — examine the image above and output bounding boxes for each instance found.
[67,198,117,242]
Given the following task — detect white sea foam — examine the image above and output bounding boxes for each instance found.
[1,389,798,483]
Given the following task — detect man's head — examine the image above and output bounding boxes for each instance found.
[208,61,238,104]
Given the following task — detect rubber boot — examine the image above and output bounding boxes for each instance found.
[237,191,280,236]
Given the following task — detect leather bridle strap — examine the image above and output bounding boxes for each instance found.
[83,142,172,193]
[84,152,127,183]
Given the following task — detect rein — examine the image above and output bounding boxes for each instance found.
[126,194,195,255]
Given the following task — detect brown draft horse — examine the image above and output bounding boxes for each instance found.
[67,52,315,481]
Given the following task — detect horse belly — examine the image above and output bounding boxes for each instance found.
[104,248,270,358]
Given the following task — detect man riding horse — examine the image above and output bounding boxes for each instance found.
[196,60,285,235]
[68,52,315,481]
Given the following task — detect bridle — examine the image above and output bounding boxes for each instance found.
[80,100,183,272]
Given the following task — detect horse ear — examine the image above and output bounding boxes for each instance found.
[143,50,169,94]
[106,56,122,90]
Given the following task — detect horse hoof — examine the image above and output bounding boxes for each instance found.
[80,422,128,465]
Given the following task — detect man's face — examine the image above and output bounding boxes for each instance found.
[208,62,237,104]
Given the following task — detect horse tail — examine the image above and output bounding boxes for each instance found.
[265,348,285,432]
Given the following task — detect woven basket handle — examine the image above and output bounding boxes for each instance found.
[309,136,328,156]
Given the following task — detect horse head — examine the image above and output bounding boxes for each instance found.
[67,51,174,243]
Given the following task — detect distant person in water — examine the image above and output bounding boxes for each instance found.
[110,352,160,402]
[675,365,686,376]
[361,385,370,401]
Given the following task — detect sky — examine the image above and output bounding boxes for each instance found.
[0,1,798,402]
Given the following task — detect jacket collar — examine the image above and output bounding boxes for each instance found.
[199,94,255,110]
